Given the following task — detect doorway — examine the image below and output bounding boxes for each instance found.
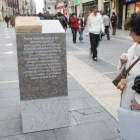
[104,2,110,17]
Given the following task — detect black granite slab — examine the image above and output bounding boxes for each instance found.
[16,33,67,101]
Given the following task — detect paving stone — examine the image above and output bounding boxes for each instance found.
[84,97,101,108]
[110,138,122,140]
[104,72,119,80]
[69,112,78,126]
[74,54,117,73]
[68,83,75,91]
[70,82,83,90]
[71,110,113,125]
[0,119,22,138]
[0,106,21,121]
[0,130,56,140]
[69,99,90,111]
[68,89,91,100]
[0,71,18,76]
[0,97,20,108]
[0,82,19,89]
[1,89,20,98]
[84,107,105,115]
[54,122,116,140]
[67,44,81,51]
[2,76,18,81]
[103,119,120,137]
[3,67,18,72]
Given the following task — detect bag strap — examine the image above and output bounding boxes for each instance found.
[125,57,140,74]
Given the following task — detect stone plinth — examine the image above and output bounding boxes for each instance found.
[118,107,140,140]
[15,17,42,33]
[16,20,68,133]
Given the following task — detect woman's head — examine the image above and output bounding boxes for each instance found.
[72,13,76,17]
[57,12,62,17]
[125,13,140,43]
[112,12,115,16]
[79,13,83,18]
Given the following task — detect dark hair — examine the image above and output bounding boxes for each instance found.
[72,13,76,17]
[92,5,97,9]
[39,12,43,17]
[57,12,62,17]
[79,13,83,17]
[125,13,140,36]
[112,12,115,15]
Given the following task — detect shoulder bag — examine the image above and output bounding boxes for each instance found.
[113,57,140,87]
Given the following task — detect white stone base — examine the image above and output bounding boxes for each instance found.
[118,107,140,140]
[21,96,69,133]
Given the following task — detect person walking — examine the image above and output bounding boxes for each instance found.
[84,13,90,27]
[5,15,10,28]
[111,12,117,35]
[78,13,85,43]
[103,12,110,40]
[57,12,67,30]
[38,12,44,20]
[44,11,53,20]
[10,16,13,27]
[70,13,78,43]
[86,5,105,61]
[69,14,72,28]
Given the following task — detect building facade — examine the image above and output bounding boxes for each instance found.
[25,0,36,15]
[0,0,36,21]
[44,0,56,15]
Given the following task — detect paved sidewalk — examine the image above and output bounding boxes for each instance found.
[0,22,121,140]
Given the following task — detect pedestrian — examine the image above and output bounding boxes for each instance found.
[86,5,105,61]
[100,10,103,16]
[84,13,90,27]
[70,13,78,43]
[57,12,67,30]
[38,12,44,20]
[10,16,13,27]
[12,12,20,27]
[99,11,103,41]
[111,12,117,35]
[78,13,85,43]
[103,12,110,40]
[62,14,68,31]
[69,14,72,28]
[117,13,140,109]
[5,15,10,28]
[44,11,53,20]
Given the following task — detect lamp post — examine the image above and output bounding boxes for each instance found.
[17,0,19,13]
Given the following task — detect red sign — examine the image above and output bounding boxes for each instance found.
[136,3,140,10]
[127,4,131,10]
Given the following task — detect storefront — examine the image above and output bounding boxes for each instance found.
[82,0,98,15]
[124,0,140,19]
[56,2,67,15]
[104,2,110,17]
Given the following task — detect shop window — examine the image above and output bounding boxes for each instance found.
[136,2,140,13]
[126,4,131,19]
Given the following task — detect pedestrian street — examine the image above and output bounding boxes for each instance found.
[0,22,133,140]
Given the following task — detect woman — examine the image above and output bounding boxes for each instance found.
[78,13,85,43]
[38,12,44,20]
[68,14,72,28]
[57,12,67,30]
[117,13,140,109]
[70,13,78,43]
[111,12,117,35]
[10,16,13,27]
[5,15,10,28]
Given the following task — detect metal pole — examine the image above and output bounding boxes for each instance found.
[17,0,19,13]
